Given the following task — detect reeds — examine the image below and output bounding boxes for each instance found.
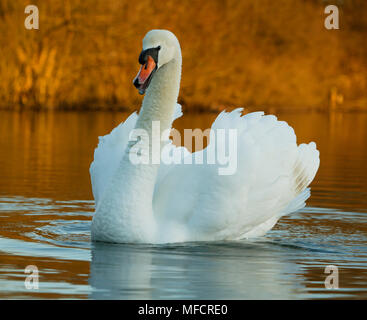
[0,0,366,111]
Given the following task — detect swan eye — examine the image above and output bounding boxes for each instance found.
[139,47,160,65]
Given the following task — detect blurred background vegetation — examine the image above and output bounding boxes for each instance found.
[0,0,366,112]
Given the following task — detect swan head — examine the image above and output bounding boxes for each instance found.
[133,29,180,95]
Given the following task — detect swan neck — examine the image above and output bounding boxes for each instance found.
[135,57,182,134]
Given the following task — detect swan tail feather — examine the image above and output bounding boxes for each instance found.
[154,109,320,241]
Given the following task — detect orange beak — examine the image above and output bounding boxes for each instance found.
[133,56,157,94]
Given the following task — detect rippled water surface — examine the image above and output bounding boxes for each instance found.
[0,110,366,299]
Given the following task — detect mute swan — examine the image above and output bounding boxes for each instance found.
[90,29,320,244]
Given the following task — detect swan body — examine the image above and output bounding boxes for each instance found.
[90,30,320,244]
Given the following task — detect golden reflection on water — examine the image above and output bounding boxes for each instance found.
[0,110,366,209]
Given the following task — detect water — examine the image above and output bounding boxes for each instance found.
[0,110,366,299]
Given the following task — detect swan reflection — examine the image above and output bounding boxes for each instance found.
[89,240,301,299]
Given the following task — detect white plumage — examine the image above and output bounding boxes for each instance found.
[90,30,320,244]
